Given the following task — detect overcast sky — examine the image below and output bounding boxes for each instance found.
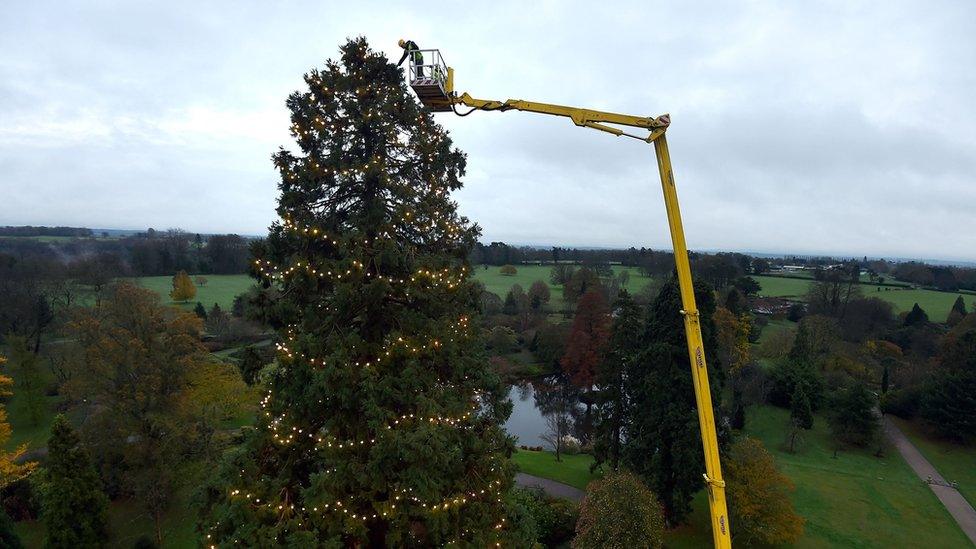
[2,1,974,261]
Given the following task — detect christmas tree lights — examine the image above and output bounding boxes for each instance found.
[199,38,527,546]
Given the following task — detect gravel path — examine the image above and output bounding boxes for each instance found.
[515,473,585,501]
[884,416,976,546]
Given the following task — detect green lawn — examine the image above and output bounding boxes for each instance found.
[511,449,601,490]
[757,318,797,346]
[890,417,976,508]
[133,274,255,311]
[741,404,968,547]
[753,275,816,299]
[754,275,971,322]
[473,265,650,311]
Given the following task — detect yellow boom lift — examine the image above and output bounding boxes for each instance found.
[405,48,731,548]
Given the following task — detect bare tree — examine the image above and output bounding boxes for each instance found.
[540,411,570,462]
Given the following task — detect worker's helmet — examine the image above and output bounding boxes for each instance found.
[398,39,406,48]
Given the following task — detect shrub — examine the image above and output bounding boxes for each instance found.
[500,265,518,276]
[560,435,581,455]
[881,386,921,419]
[511,487,578,546]
[574,471,664,549]
[487,326,519,353]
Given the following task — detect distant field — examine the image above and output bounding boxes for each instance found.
[133,274,255,310]
[890,417,976,508]
[754,275,972,322]
[473,265,651,310]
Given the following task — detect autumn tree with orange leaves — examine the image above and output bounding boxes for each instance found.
[561,290,611,390]
[725,437,804,545]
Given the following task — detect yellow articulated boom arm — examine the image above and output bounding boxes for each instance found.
[417,59,732,549]
[453,92,671,142]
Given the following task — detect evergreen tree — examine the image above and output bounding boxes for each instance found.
[903,303,929,326]
[947,295,967,326]
[237,345,266,386]
[729,387,746,430]
[828,383,879,446]
[206,303,229,336]
[194,301,208,320]
[622,277,723,525]
[200,39,523,546]
[592,290,641,471]
[767,358,824,411]
[39,415,109,548]
[788,384,813,453]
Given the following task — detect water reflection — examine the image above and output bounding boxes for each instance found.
[503,374,587,448]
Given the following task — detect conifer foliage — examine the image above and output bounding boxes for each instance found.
[38,415,109,548]
[201,39,520,546]
[622,277,724,525]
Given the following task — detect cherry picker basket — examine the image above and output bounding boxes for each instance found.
[408,49,453,112]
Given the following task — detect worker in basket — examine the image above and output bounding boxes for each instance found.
[397,38,424,79]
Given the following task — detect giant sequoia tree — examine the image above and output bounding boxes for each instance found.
[39,415,109,548]
[201,39,520,546]
[622,277,724,525]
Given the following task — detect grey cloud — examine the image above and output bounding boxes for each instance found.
[1,1,974,261]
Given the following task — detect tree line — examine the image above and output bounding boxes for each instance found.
[0,228,254,277]
[0,226,94,237]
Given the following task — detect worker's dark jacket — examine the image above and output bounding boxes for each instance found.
[397,41,423,66]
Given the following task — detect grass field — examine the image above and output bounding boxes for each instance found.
[890,417,976,508]
[133,274,255,310]
[742,404,968,547]
[757,318,797,346]
[473,265,651,311]
[754,275,972,322]
[512,449,601,490]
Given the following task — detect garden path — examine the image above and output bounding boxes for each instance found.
[884,416,976,545]
[515,473,585,501]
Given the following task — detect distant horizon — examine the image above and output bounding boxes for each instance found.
[3,223,973,268]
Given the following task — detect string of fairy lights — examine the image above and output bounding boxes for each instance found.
[252,217,468,287]
[209,48,513,546]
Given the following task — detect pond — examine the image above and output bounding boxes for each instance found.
[502,379,586,448]
[503,384,548,447]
